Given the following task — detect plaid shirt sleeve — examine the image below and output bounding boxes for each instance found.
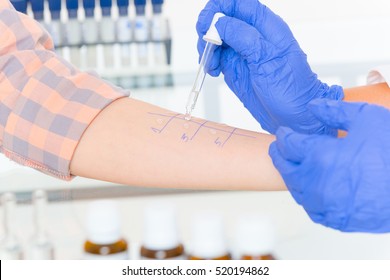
[0,1,129,180]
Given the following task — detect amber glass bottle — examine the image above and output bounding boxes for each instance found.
[235,214,276,260]
[84,200,129,260]
[240,254,275,260]
[188,254,231,260]
[140,244,185,259]
[188,212,231,260]
[140,203,185,260]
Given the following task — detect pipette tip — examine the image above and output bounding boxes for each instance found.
[184,112,191,121]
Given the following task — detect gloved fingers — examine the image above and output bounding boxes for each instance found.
[323,212,348,231]
[308,99,367,131]
[219,48,249,102]
[307,205,348,232]
[269,142,303,204]
[215,16,277,66]
[196,1,218,38]
[307,211,346,232]
[245,93,277,134]
[269,141,300,174]
[208,47,222,77]
[219,46,238,73]
[197,35,222,77]
[306,212,325,225]
[206,0,294,48]
[222,70,275,133]
[219,49,276,132]
[275,126,321,163]
[220,50,244,99]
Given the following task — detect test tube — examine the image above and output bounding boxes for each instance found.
[100,0,115,68]
[48,0,64,50]
[0,193,22,260]
[65,0,82,67]
[134,0,149,66]
[83,0,99,69]
[10,0,28,14]
[151,0,168,87]
[134,0,152,88]
[151,0,167,65]
[30,0,46,27]
[116,0,132,67]
[116,0,135,88]
[185,13,224,120]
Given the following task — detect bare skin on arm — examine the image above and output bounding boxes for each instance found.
[70,97,285,191]
[344,83,390,108]
[70,83,390,190]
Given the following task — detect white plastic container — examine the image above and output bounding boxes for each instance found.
[84,200,129,260]
[140,202,185,259]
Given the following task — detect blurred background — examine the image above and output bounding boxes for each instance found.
[1,0,390,260]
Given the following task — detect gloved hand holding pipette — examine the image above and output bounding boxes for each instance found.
[185,13,224,120]
[194,0,390,235]
[196,0,344,134]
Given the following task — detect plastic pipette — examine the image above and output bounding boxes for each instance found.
[185,13,224,121]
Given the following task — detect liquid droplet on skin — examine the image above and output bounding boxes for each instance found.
[184,113,191,121]
[209,129,216,135]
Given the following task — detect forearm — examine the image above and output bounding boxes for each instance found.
[70,98,285,191]
[343,83,390,109]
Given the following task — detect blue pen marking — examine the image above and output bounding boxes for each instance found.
[148,112,256,147]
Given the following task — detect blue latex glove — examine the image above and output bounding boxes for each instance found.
[197,0,344,135]
[269,99,390,233]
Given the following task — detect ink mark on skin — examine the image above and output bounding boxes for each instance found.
[154,113,181,134]
[222,128,237,147]
[148,112,255,138]
[214,137,222,147]
[151,127,161,134]
[191,121,208,140]
[181,133,190,142]
[148,112,255,147]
